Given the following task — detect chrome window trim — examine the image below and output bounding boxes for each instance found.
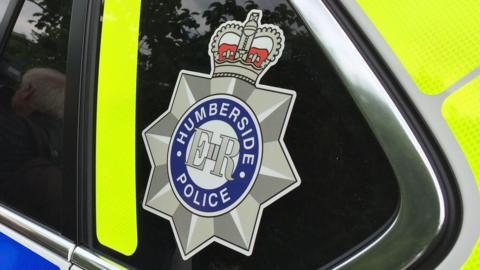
[338,1,480,269]
[71,246,127,270]
[0,220,72,270]
[0,203,123,269]
[0,203,75,260]
[0,0,21,54]
[291,0,446,269]
[0,221,71,269]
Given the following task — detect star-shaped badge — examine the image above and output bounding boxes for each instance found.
[143,10,300,260]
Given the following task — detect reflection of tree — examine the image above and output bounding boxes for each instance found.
[136,1,398,270]
[203,0,259,31]
[5,0,71,73]
[137,0,313,125]
[29,0,71,70]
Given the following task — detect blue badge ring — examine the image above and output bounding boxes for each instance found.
[168,94,263,217]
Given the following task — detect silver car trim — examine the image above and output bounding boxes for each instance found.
[0,203,75,260]
[338,1,480,269]
[0,221,72,269]
[71,246,127,270]
[291,0,446,269]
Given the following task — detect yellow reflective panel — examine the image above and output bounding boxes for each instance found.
[442,77,480,187]
[463,241,480,270]
[442,77,480,269]
[357,0,480,95]
[95,0,141,255]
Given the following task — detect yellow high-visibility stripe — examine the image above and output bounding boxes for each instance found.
[357,0,480,95]
[95,0,141,256]
[442,77,480,270]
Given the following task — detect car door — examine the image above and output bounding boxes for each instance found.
[1,0,474,269]
[69,0,423,269]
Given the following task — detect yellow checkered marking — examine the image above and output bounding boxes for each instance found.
[442,77,480,187]
[357,0,480,95]
[442,77,480,269]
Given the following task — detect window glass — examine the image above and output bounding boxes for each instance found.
[0,1,10,20]
[0,0,72,230]
[94,0,399,269]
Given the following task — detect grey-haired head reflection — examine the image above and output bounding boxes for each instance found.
[0,68,65,229]
[13,68,65,119]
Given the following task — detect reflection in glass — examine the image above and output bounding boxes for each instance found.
[0,68,65,228]
[0,0,71,230]
[93,0,399,269]
[5,0,70,76]
[0,0,10,19]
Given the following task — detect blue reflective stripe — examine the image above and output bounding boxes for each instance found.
[0,232,59,270]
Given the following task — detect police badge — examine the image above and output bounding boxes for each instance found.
[143,10,301,259]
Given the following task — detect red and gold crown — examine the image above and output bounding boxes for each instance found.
[210,10,285,84]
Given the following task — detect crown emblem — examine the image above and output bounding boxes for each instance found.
[210,10,285,84]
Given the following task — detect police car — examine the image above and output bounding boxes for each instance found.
[0,0,478,269]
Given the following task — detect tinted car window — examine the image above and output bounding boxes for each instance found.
[0,0,71,230]
[94,0,399,269]
[0,1,10,20]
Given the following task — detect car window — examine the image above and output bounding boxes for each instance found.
[93,0,399,269]
[0,0,72,231]
[0,1,10,20]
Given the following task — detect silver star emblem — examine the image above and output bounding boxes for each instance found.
[142,10,300,260]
